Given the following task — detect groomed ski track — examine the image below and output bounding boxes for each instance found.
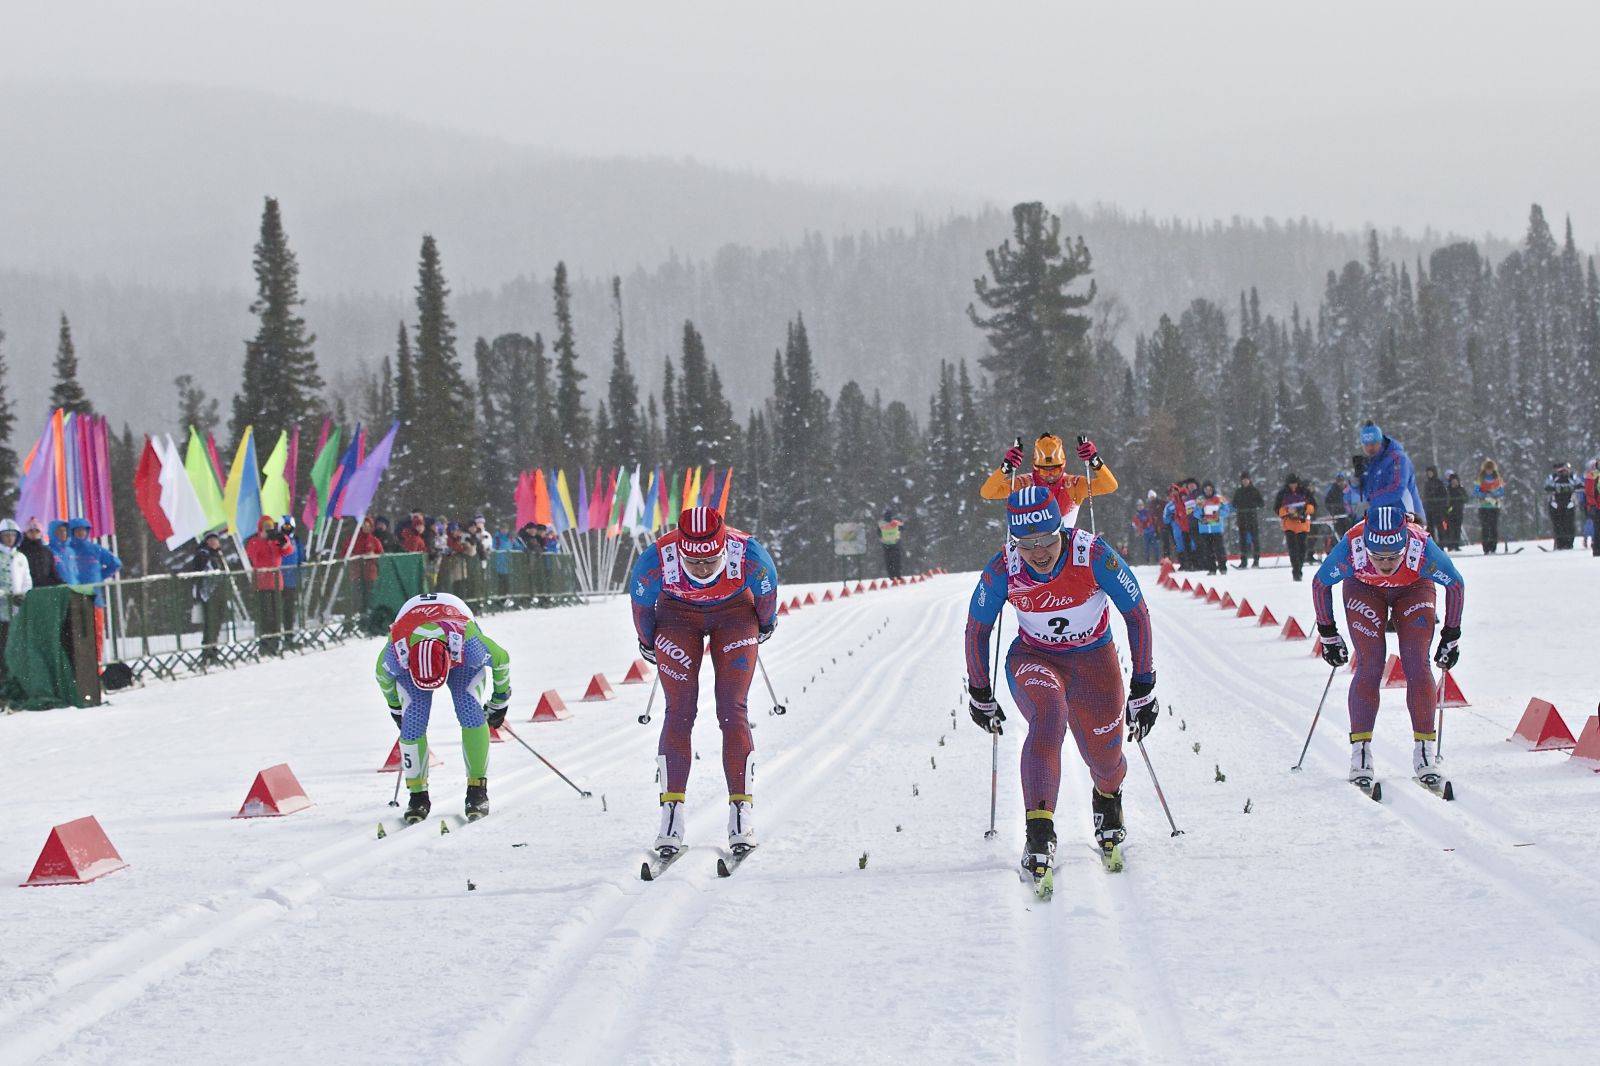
[2,553,1597,1064]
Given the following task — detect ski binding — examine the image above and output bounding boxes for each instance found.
[1416,774,1455,801]
[1352,776,1383,802]
[641,846,687,881]
[716,845,757,878]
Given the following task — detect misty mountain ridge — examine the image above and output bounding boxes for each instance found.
[0,79,1528,438]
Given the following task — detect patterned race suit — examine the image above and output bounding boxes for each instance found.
[965,529,1154,817]
[630,528,779,802]
[1311,521,1465,741]
[374,593,511,792]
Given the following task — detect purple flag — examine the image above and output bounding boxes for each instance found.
[14,422,59,529]
[335,422,399,519]
[575,466,590,533]
[325,426,363,516]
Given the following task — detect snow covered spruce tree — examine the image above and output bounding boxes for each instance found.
[0,312,16,508]
[606,277,644,470]
[551,261,592,472]
[968,202,1096,435]
[173,374,220,444]
[50,313,93,414]
[406,234,480,517]
[229,197,323,448]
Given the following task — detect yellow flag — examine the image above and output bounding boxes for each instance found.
[259,431,290,520]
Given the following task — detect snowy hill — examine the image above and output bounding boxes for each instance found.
[2,549,1597,1064]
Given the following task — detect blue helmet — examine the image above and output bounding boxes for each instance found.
[1363,506,1407,555]
[1007,486,1062,539]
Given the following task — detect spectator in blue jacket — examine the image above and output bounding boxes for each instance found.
[47,520,73,580]
[59,517,121,671]
[1354,421,1424,520]
[279,516,304,644]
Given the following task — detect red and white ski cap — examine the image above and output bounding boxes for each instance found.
[407,637,451,690]
[678,506,726,557]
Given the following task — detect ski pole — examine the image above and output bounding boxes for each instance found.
[984,725,999,840]
[389,762,403,807]
[1434,667,1448,760]
[636,672,661,725]
[1135,737,1184,836]
[1077,434,1098,534]
[498,723,594,797]
[758,657,787,716]
[1291,664,1339,772]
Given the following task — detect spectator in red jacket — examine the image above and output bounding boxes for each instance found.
[245,515,294,656]
[398,512,428,554]
[340,516,385,615]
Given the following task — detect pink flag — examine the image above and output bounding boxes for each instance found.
[514,471,535,531]
[285,424,301,514]
[205,432,226,489]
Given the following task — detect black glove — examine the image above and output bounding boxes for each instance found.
[639,641,657,664]
[1352,454,1367,479]
[485,690,510,730]
[1317,623,1350,667]
[968,684,1005,734]
[758,622,775,644]
[1433,626,1461,670]
[387,698,403,730]
[1126,676,1159,741]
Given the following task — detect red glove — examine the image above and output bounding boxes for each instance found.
[1076,438,1098,462]
[1002,446,1024,471]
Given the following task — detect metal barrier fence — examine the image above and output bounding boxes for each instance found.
[101,550,584,683]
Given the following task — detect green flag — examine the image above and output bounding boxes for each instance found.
[184,426,227,528]
[306,427,343,536]
[609,466,631,532]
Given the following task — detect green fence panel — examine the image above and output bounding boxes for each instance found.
[2,586,85,710]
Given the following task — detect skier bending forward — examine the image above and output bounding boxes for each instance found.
[965,486,1157,885]
[375,592,512,823]
[1311,505,1465,791]
[630,506,780,859]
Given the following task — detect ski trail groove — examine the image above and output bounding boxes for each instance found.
[453,597,954,1066]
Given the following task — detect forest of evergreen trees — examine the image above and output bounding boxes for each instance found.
[0,199,1593,581]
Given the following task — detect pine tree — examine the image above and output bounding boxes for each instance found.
[409,235,480,516]
[390,322,418,510]
[551,262,591,468]
[968,202,1097,433]
[592,402,613,471]
[0,313,16,509]
[50,313,93,414]
[174,374,221,442]
[607,278,643,467]
[109,424,144,574]
[661,355,681,472]
[230,197,323,446]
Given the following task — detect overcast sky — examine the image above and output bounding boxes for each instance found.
[7,0,1600,240]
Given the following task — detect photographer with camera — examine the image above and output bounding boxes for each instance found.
[245,515,295,657]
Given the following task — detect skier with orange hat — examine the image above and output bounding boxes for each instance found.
[375,591,512,824]
[629,506,780,875]
[980,433,1118,527]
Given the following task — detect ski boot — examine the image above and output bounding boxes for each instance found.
[1348,737,1380,799]
[654,799,686,857]
[1092,788,1126,872]
[1413,735,1445,789]
[464,778,489,821]
[403,789,432,825]
[1021,815,1056,899]
[727,798,756,855]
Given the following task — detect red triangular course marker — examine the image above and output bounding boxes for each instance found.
[1508,698,1577,751]
[490,725,508,743]
[1257,607,1278,627]
[581,674,616,702]
[1236,599,1256,618]
[1220,593,1236,609]
[1193,583,1207,598]
[1179,579,1192,592]
[777,602,789,616]
[1569,716,1600,768]
[20,816,128,886]
[839,586,850,598]
[1280,617,1307,640]
[823,590,834,602]
[532,689,573,722]
[854,582,865,593]
[1439,672,1469,707]
[622,659,654,684]
[790,596,804,610]
[1379,654,1407,688]
[805,593,818,605]
[1206,589,1221,604]
[379,740,442,772]
[235,763,314,818]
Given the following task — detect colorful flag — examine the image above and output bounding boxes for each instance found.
[133,436,174,542]
[284,424,301,514]
[14,417,60,528]
[666,470,681,525]
[575,467,590,533]
[649,464,666,531]
[514,471,534,531]
[185,426,228,528]
[335,422,399,519]
[259,431,291,521]
[552,469,575,533]
[718,467,734,515]
[223,428,262,537]
[587,467,608,530]
[159,434,213,547]
[608,466,630,534]
[624,465,646,532]
[205,431,226,490]
[533,469,554,526]
[325,427,363,518]
[302,425,343,532]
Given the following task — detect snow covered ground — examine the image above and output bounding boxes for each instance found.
[2,548,1597,1065]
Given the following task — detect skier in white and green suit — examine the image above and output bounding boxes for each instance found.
[375,592,512,823]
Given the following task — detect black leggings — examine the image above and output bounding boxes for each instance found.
[1479,509,1500,553]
